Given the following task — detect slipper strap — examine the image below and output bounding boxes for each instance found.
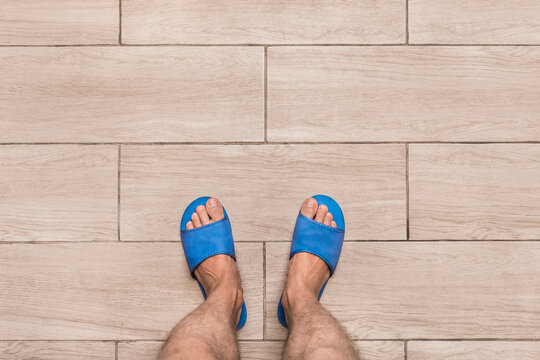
[181,217,235,276]
[290,213,345,275]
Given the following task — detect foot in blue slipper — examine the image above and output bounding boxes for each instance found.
[180,197,246,330]
[278,195,345,328]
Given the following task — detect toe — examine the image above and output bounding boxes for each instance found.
[314,204,328,223]
[331,220,337,228]
[206,197,225,221]
[191,212,202,227]
[323,212,333,226]
[196,205,210,225]
[186,221,194,230]
[300,197,318,219]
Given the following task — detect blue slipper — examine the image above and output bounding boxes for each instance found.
[277,194,345,328]
[180,196,247,330]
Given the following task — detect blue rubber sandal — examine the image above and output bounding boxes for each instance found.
[277,194,345,328]
[180,196,247,330]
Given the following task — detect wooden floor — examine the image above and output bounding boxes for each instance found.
[1,1,539,359]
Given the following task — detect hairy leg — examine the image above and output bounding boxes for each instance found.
[160,198,243,360]
[281,274,358,359]
[281,198,359,360]
[159,255,243,360]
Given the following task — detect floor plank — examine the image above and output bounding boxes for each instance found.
[121,0,405,44]
[356,341,404,360]
[0,145,117,242]
[265,242,540,339]
[0,243,263,340]
[408,341,540,359]
[120,144,406,242]
[267,46,540,142]
[409,0,540,44]
[118,340,404,360]
[0,47,263,143]
[0,342,114,360]
[0,0,118,45]
[118,342,162,360]
[409,144,540,240]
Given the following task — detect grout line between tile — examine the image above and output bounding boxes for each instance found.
[405,0,409,45]
[1,43,540,47]
[263,242,267,340]
[117,145,121,242]
[0,340,119,343]
[406,144,410,240]
[261,338,540,342]
[404,340,408,360]
[3,141,540,146]
[118,0,122,45]
[264,46,268,143]
[115,341,118,360]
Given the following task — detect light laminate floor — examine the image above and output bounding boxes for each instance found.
[1,1,539,359]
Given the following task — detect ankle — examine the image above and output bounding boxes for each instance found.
[207,284,244,325]
[211,282,244,305]
[194,255,242,294]
[284,252,331,296]
[282,285,317,314]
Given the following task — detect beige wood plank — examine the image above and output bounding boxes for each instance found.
[408,341,540,360]
[118,342,162,360]
[0,0,118,45]
[118,340,403,360]
[121,0,405,44]
[409,144,540,240]
[266,242,540,339]
[0,145,117,242]
[409,0,540,44]
[120,144,406,242]
[267,46,540,142]
[356,341,404,360]
[0,243,263,340]
[0,342,114,360]
[0,47,263,143]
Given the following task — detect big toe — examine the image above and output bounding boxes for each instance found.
[206,197,225,221]
[300,197,318,219]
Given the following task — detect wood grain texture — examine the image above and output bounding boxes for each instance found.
[408,341,540,359]
[409,0,540,44]
[0,145,117,242]
[409,144,540,240]
[0,342,114,360]
[0,47,263,143]
[0,0,118,45]
[0,243,263,340]
[120,144,406,241]
[121,0,405,44]
[267,46,540,142]
[118,340,404,360]
[266,242,540,339]
[355,341,404,360]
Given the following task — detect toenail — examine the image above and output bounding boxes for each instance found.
[208,198,218,207]
[319,205,328,211]
[307,198,317,207]
[196,205,205,211]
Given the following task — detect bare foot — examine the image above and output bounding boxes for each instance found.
[281,197,337,312]
[186,197,244,321]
